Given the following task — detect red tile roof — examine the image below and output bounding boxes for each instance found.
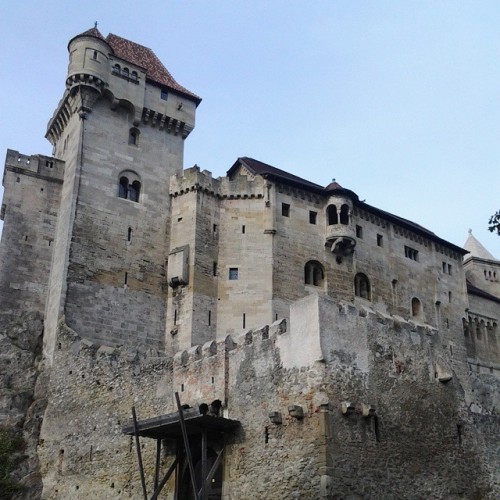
[106,33,201,104]
[69,27,200,105]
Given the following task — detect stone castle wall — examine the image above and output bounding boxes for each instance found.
[37,295,499,499]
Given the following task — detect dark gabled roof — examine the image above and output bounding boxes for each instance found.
[228,157,325,192]
[227,156,467,255]
[68,28,201,105]
[467,281,500,304]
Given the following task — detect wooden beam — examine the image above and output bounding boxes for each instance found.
[175,392,199,500]
[150,456,179,500]
[132,406,148,500]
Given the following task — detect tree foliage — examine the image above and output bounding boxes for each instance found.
[0,428,24,499]
[488,210,500,236]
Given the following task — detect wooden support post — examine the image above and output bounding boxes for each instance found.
[175,392,199,500]
[150,456,179,500]
[201,430,207,500]
[132,406,148,500]
[198,448,223,498]
[154,439,161,491]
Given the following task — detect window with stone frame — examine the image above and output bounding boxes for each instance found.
[354,273,371,300]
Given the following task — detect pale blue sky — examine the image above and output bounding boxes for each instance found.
[0,1,498,255]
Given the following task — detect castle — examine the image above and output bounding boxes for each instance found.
[0,27,498,499]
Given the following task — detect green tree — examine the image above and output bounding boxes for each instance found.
[488,210,500,236]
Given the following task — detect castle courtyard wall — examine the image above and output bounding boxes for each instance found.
[37,296,499,499]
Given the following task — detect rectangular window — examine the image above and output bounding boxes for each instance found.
[213,262,217,276]
[404,245,419,261]
[356,225,363,238]
[242,225,246,234]
[160,90,168,100]
[229,268,239,280]
[213,224,217,233]
[282,203,290,217]
[377,234,383,247]
[442,262,447,273]
[448,264,452,275]
[309,211,317,224]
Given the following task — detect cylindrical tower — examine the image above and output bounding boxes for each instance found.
[66,28,111,98]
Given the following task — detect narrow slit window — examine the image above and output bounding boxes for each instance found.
[124,272,128,285]
[208,310,211,326]
[242,225,246,234]
[243,313,246,329]
[213,262,217,276]
[127,227,132,242]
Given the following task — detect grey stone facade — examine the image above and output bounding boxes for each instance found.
[0,27,499,499]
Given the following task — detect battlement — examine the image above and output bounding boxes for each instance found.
[170,165,266,200]
[3,149,64,184]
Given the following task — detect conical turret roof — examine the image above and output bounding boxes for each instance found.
[463,229,497,260]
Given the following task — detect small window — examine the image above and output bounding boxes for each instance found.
[131,71,138,81]
[93,50,98,60]
[442,262,447,273]
[327,205,338,225]
[304,260,324,287]
[229,268,238,280]
[113,63,121,74]
[282,203,290,217]
[448,291,452,303]
[354,273,371,300]
[129,181,141,202]
[161,90,169,101]
[118,172,141,203]
[129,128,139,146]
[340,204,349,225]
[411,297,422,317]
[404,245,419,261]
[377,234,383,247]
[309,211,317,224]
[213,224,217,233]
[356,225,363,238]
[122,67,129,78]
[213,262,217,276]
[242,225,246,234]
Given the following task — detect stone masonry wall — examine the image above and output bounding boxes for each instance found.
[0,150,63,330]
[38,295,499,499]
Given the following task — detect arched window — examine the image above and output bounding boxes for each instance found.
[118,171,141,203]
[354,273,371,300]
[340,204,349,225]
[462,318,469,337]
[131,71,138,81]
[129,181,141,202]
[119,177,129,199]
[411,297,422,317]
[113,63,121,74]
[122,67,129,78]
[129,128,140,145]
[327,205,338,225]
[304,260,324,287]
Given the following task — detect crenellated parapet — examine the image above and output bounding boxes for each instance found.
[170,165,266,200]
